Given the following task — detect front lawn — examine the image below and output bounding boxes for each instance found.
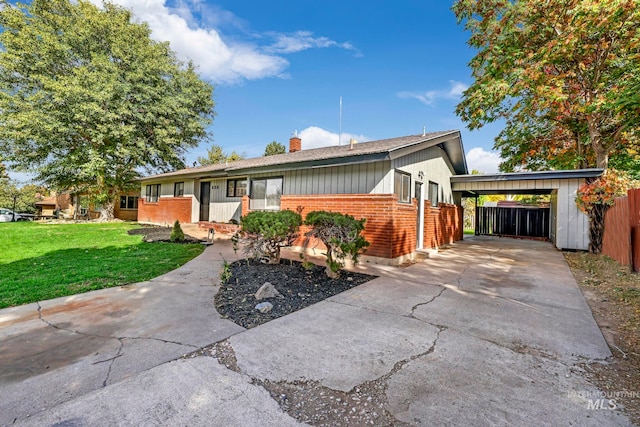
[0,222,204,308]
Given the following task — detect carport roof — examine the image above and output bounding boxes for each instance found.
[451,168,603,183]
[451,168,605,196]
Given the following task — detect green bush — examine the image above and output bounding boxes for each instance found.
[303,211,369,278]
[233,210,302,263]
[170,220,185,242]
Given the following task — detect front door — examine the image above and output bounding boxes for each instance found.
[199,182,210,221]
[415,182,423,249]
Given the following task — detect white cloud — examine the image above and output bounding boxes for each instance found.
[298,126,369,149]
[88,1,357,84]
[466,147,501,173]
[265,31,361,56]
[398,80,469,106]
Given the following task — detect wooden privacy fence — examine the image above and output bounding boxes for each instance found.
[602,188,640,271]
[476,206,550,238]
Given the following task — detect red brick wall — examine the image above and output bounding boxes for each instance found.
[113,191,140,221]
[199,221,240,235]
[424,203,464,249]
[240,194,464,260]
[242,194,414,259]
[114,207,138,221]
[138,197,192,224]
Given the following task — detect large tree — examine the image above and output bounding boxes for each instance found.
[453,0,640,171]
[197,144,245,166]
[264,141,286,156]
[0,0,214,219]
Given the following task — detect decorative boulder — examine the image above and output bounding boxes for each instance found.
[255,302,273,313]
[255,282,282,300]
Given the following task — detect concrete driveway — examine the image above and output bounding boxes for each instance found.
[1,236,634,426]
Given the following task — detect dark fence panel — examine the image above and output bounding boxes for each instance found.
[476,207,550,238]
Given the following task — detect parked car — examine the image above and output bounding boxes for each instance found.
[0,208,27,222]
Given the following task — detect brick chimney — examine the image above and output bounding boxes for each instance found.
[289,135,301,153]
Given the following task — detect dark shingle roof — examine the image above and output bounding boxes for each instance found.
[141,130,465,181]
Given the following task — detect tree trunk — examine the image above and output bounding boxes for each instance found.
[588,204,607,254]
[97,199,115,222]
[587,115,609,169]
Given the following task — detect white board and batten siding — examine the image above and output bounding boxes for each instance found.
[283,161,393,195]
[554,178,589,251]
[140,179,196,199]
[392,146,456,204]
[206,178,243,223]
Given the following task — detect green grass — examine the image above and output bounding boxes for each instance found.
[464,228,475,235]
[0,222,204,308]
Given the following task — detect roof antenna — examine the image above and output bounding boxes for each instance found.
[339,96,342,146]
[422,126,426,137]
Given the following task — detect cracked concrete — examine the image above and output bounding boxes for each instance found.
[1,235,634,426]
[0,242,245,425]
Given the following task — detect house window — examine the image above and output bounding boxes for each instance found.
[394,171,411,203]
[174,182,184,197]
[145,184,160,203]
[120,195,138,210]
[227,179,248,198]
[429,181,439,208]
[250,177,283,210]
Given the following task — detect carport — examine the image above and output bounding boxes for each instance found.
[451,169,603,250]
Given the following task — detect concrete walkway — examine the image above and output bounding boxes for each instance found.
[1,236,634,426]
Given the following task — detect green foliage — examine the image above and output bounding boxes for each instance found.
[0,180,45,213]
[220,260,232,283]
[0,222,204,308]
[303,211,370,278]
[234,210,302,264]
[264,141,286,156]
[197,144,246,166]
[453,0,640,171]
[170,220,185,242]
[0,0,215,219]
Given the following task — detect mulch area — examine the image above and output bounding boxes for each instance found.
[127,225,201,243]
[214,259,376,329]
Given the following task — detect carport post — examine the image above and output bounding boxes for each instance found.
[474,195,479,236]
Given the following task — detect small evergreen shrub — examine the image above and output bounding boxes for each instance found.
[303,211,370,278]
[170,220,185,242]
[233,210,302,264]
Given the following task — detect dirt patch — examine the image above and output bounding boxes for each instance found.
[565,252,640,424]
[256,378,404,427]
[214,259,376,329]
[127,225,201,243]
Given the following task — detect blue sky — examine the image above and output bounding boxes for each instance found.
[10,0,505,182]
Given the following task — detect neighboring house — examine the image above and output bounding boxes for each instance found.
[35,193,72,217]
[114,192,140,221]
[138,130,467,264]
[35,192,139,220]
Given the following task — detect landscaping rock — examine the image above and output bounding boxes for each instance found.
[255,282,282,300]
[255,302,274,313]
[214,259,376,329]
